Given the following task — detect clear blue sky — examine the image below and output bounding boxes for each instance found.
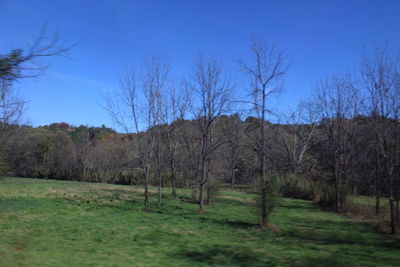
[1,0,399,129]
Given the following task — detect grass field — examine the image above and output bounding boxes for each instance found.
[1,177,399,266]
[345,195,394,233]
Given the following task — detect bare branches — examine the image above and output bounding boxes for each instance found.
[0,23,74,82]
[190,53,235,212]
[0,80,25,135]
[240,37,289,119]
[192,54,234,124]
[361,46,399,119]
[240,36,289,226]
[104,55,170,211]
[313,74,360,121]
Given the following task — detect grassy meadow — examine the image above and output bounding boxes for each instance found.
[1,177,399,266]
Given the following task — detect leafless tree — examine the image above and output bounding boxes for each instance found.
[240,36,289,227]
[191,54,234,212]
[0,80,25,136]
[280,102,319,175]
[160,81,190,197]
[219,113,243,186]
[105,56,169,211]
[361,46,399,233]
[313,74,360,211]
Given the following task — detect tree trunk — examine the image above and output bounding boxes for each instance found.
[198,182,205,212]
[389,196,396,234]
[375,134,381,215]
[230,156,236,187]
[396,196,399,225]
[144,172,150,212]
[157,169,162,207]
[386,140,396,234]
[170,159,177,198]
[334,159,342,211]
[206,181,210,205]
[261,181,267,227]
[260,102,268,227]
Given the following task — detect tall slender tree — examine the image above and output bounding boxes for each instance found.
[191,54,234,212]
[240,36,289,227]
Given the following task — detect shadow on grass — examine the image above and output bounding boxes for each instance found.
[275,215,400,254]
[297,253,350,267]
[206,218,258,229]
[0,198,43,212]
[175,244,272,266]
[278,198,321,211]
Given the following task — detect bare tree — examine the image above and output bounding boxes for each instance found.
[180,114,202,200]
[280,102,318,175]
[160,81,190,197]
[191,54,234,212]
[0,80,25,175]
[240,37,289,227]
[106,56,169,211]
[219,113,243,186]
[0,80,25,135]
[313,74,360,211]
[361,46,399,233]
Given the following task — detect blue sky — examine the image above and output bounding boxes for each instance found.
[1,0,399,129]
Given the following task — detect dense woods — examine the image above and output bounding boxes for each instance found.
[1,38,399,233]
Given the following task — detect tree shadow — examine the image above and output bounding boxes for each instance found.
[207,218,258,229]
[276,215,400,251]
[175,244,273,266]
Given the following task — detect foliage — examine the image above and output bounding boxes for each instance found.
[253,174,280,225]
[313,182,350,210]
[280,173,315,200]
[0,49,24,81]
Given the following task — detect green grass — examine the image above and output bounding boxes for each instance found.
[345,195,394,233]
[348,195,389,207]
[1,177,399,266]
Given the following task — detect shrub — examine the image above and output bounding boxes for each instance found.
[254,174,281,224]
[280,173,315,200]
[280,173,350,211]
[0,160,8,179]
[313,181,350,210]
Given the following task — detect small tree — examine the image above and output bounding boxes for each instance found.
[361,46,400,233]
[159,81,190,198]
[240,36,289,227]
[191,54,234,212]
[312,74,360,211]
[106,56,169,211]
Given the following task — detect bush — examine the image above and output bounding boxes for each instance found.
[281,173,315,200]
[254,174,281,224]
[264,174,280,213]
[280,173,350,211]
[313,181,350,210]
[0,150,10,178]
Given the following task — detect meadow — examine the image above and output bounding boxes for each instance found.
[0,177,399,266]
